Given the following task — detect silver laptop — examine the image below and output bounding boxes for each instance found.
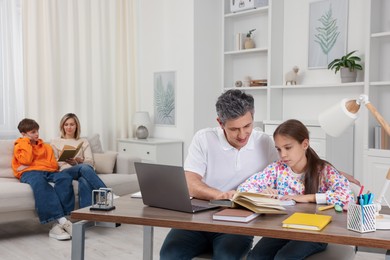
[134,162,219,213]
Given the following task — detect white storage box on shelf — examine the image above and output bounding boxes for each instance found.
[230,0,268,13]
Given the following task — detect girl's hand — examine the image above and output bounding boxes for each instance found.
[262,188,279,199]
[281,194,315,203]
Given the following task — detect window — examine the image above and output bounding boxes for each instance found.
[0,0,24,138]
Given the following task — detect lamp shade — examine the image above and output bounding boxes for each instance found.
[132,111,151,126]
[318,98,359,137]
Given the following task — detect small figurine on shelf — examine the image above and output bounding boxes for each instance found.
[285,66,299,85]
[244,29,256,49]
[243,76,251,87]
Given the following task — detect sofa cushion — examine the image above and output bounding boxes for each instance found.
[93,151,118,174]
[0,182,35,213]
[88,134,104,153]
[0,140,16,178]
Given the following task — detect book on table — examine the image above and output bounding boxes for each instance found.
[209,192,295,214]
[57,142,83,162]
[213,208,260,223]
[282,212,332,231]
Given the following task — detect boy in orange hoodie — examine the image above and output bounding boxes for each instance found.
[12,118,74,240]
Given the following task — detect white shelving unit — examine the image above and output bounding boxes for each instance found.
[221,1,389,201]
[222,0,284,121]
[363,0,390,204]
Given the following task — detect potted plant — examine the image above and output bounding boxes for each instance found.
[328,50,363,83]
[244,29,256,49]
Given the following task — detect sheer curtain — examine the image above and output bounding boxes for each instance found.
[0,0,24,139]
[22,0,137,149]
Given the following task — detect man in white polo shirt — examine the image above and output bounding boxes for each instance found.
[160,89,279,260]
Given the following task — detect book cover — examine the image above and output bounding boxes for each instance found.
[213,208,260,223]
[58,142,84,162]
[282,212,332,231]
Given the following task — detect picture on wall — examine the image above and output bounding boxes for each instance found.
[154,71,176,126]
[308,0,348,69]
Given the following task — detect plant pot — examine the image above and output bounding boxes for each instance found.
[244,37,255,49]
[340,68,357,83]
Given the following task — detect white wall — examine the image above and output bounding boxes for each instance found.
[136,0,222,156]
[136,0,195,154]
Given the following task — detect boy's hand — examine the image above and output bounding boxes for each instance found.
[21,133,37,145]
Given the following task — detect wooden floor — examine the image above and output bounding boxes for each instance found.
[0,219,385,260]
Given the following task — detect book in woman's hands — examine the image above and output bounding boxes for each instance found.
[57,142,83,162]
[213,208,260,223]
[209,192,295,214]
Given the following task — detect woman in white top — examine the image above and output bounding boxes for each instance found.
[51,113,107,208]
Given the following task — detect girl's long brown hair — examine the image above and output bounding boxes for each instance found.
[273,119,330,194]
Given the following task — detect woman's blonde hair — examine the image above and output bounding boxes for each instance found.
[60,113,81,139]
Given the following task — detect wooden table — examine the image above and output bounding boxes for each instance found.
[71,195,390,260]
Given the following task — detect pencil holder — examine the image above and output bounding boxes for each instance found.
[347,203,376,233]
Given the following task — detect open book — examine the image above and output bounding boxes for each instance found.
[57,142,83,162]
[210,192,295,214]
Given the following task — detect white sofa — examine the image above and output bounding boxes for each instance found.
[0,136,141,224]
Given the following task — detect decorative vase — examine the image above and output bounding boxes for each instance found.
[244,37,255,49]
[340,68,357,83]
[135,125,149,139]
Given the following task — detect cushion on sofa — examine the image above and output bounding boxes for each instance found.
[87,133,104,153]
[93,151,118,174]
[0,140,17,178]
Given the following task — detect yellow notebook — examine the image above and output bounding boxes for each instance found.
[282,212,332,231]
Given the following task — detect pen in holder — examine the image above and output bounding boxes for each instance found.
[347,203,376,233]
[90,188,116,211]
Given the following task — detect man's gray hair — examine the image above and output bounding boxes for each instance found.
[215,89,254,125]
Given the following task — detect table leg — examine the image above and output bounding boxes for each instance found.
[386,249,390,260]
[143,226,154,260]
[71,220,95,260]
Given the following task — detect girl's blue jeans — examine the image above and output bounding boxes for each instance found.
[247,237,328,260]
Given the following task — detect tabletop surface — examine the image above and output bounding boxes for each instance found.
[71,195,390,249]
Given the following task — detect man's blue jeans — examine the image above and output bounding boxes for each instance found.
[247,237,328,260]
[160,229,253,260]
[61,164,106,208]
[20,170,74,224]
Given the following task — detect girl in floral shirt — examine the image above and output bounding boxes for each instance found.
[238,119,354,260]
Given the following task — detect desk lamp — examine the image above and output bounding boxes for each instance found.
[318,94,390,230]
[133,111,151,139]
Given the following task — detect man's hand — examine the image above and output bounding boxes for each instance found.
[215,190,236,200]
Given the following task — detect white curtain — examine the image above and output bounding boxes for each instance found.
[22,0,137,150]
[0,0,24,139]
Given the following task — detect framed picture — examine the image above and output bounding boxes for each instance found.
[308,0,348,69]
[154,71,176,126]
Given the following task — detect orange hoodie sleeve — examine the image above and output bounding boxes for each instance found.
[12,137,58,179]
[13,137,34,165]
